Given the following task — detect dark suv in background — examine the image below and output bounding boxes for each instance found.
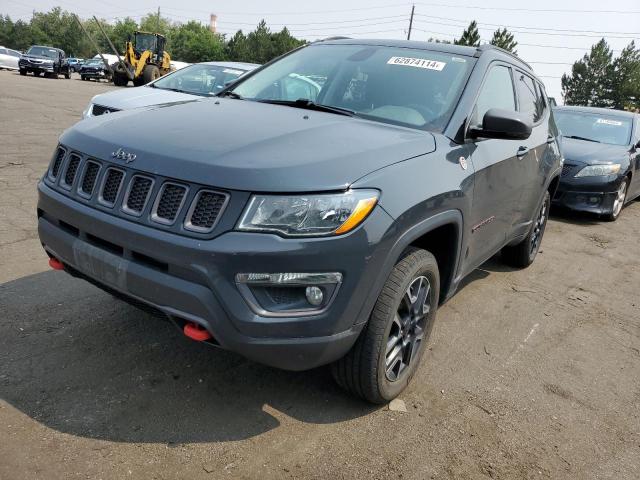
[19,45,70,78]
[37,40,562,403]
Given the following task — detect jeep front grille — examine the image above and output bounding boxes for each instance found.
[123,175,154,216]
[100,168,125,205]
[185,190,228,232]
[79,161,100,197]
[61,154,81,189]
[44,145,230,238]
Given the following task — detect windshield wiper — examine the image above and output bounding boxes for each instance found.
[565,135,600,143]
[218,90,244,100]
[255,98,356,117]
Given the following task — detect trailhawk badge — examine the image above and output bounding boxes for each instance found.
[459,156,468,170]
[111,148,137,163]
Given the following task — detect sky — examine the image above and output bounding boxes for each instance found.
[3,0,640,101]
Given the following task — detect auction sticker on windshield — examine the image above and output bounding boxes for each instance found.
[387,57,446,71]
[596,118,623,126]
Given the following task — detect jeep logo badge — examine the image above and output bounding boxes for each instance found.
[111,148,137,163]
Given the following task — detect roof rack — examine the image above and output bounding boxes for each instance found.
[476,44,532,71]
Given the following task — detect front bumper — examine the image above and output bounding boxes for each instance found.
[19,61,55,72]
[552,174,624,215]
[81,70,107,78]
[37,181,394,370]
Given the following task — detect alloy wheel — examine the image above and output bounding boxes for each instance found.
[612,180,627,218]
[385,275,432,382]
[530,198,548,255]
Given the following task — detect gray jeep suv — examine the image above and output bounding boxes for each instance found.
[37,39,562,403]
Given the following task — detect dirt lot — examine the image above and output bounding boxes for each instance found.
[1,69,639,480]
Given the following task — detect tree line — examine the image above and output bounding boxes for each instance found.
[0,8,305,64]
[1,8,638,109]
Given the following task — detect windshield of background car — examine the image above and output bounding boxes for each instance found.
[154,64,248,95]
[27,46,58,59]
[554,110,632,146]
[230,44,475,131]
[86,59,102,65]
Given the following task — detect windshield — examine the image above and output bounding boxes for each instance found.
[230,44,474,131]
[555,110,632,146]
[27,46,59,59]
[86,59,102,65]
[153,64,249,95]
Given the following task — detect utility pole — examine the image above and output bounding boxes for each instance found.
[407,5,415,40]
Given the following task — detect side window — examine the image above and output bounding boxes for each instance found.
[517,73,544,123]
[0,48,6,55]
[10,50,21,57]
[472,65,516,127]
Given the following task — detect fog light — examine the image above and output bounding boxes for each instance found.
[305,286,324,306]
[589,196,600,204]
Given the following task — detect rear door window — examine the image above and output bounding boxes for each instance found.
[516,72,544,123]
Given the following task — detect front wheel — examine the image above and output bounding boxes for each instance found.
[19,69,26,76]
[142,64,160,84]
[332,248,440,404]
[502,190,550,268]
[603,178,628,221]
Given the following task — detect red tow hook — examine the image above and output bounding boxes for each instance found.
[48,257,64,270]
[184,322,212,342]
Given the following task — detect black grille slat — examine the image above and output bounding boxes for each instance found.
[187,191,227,231]
[50,147,65,179]
[63,155,81,187]
[92,104,119,116]
[155,184,187,222]
[101,169,124,205]
[80,161,100,196]
[125,176,153,214]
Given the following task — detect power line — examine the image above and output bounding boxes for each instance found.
[414,1,640,14]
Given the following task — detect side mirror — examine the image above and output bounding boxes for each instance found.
[470,108,533,141]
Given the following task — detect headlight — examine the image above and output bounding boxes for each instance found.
[237,190,379,237]
[82,103,94,119]
[575,164,621,177]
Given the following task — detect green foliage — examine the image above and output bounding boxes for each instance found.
[0,9,306,65]
[490,28,517,53]
[226,20,306,64]
[455,21,480,47]
[562,39,616,108]
[611,41,640,110]
[168,21,226,63]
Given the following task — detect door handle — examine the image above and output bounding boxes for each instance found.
[516,146,529,158]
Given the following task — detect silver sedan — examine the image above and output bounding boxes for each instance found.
[0,47,21,70]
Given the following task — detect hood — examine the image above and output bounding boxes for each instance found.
[61,98,436,192]
[22,54,55,62]
[560,137,630,165]
[91,86,199,110]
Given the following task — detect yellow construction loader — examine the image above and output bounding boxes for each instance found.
[110,31,172,86]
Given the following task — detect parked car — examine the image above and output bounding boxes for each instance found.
[0,46,21,70]
[82,61,259,118]
[18,45,70,78]
[37,40,562,403]
[553,106,640,220]
[67,57,84,72]
[79,58,112,82]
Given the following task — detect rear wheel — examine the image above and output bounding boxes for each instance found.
[502,190,550,268]
[332,248,440,404]
[142,64,160,84]
[603,178,629,221]
[133,75,146,87]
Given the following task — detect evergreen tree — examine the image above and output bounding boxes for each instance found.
[490,28,517,53]
[455,21,480,47]
[562,39,615,107]
[611,41,640,110]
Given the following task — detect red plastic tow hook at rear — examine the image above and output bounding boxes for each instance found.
[48,257,64,270]
[184,322,212,342]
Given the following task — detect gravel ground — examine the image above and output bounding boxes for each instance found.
[1,69,639,480]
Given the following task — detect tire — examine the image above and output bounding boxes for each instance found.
[603,178,629,221]
[113,72,128,86]
[64,71,70,79]
[133,75,146,87]
[19,69,26,76]
[81,75,86,81]
[502,190,550,268]
[332,248,440,404]
[142,64,160,84]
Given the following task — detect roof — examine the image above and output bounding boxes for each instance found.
[200,61,261,70]
[554,105,639,119]
[314,38,533,72]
